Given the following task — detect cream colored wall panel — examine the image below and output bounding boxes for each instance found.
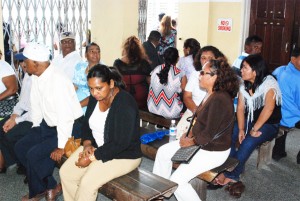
[207,2,242,65]
[91,0,139,65]
[177,2,210,56]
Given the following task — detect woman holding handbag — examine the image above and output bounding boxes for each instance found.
[152,58,239,201]
[59,65,142,201]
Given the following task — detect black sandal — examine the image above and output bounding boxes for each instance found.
[225,181,245,198]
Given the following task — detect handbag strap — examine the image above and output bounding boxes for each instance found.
[201,116,235,148]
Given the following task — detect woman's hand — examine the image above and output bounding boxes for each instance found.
[238,130,246,144]
[76,145,96,168]
[179,135,195,147]
[250,129,262,138]
[75,154,92,168]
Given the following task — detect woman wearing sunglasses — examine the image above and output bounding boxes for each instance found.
[153,58,239,201]
[216,54,282,198]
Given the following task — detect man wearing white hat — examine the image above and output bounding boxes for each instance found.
[51,31,82,81]
[14,42,83,201]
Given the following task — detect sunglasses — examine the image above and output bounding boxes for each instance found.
[200,70,215,76]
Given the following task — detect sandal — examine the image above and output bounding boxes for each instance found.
[225,181,245,198]
[207,179,223,190]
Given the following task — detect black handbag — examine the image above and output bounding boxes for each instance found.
[171,115,234,164]
[0,95,18,118]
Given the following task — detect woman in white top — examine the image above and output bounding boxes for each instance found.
[0,60,18,101]
[178,38,201,80]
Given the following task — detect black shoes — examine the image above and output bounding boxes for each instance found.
[17,165,26,175]
[0,167,6,174]
[297,151,300,164]
[272,152,287,161]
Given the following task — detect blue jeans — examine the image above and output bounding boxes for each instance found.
[224,121,279,181]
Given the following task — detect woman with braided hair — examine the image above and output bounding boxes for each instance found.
[147,47,186,119]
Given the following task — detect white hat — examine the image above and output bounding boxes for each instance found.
[60,31,75,41]
[23,42,50,62]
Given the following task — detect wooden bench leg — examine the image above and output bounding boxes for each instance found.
[190,177,207,201]
[257,139,275,169]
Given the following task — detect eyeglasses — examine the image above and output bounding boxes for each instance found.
[61,39,74,45]
[200,70,215,76]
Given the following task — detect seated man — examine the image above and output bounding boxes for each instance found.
[232,35,263,76]
[14,42,83,201]
[272,47,300,164]
[0,50,32,174]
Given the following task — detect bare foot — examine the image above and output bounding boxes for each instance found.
[215,173,226,185]
[216,173,236,185]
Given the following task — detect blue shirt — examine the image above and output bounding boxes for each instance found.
[73,61,90,114]
[273,62,300,127]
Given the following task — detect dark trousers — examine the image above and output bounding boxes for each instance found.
[14,118,83,198]
[0,116,32,167]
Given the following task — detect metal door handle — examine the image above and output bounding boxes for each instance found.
[285,42,289,53]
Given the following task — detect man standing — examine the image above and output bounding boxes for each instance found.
[232,35,263,75]
[51,31,82,81]
[14,42,83,201]
[143,31,163,70]
[272,47,300,164]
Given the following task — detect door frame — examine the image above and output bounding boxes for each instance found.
[240,0,252,53]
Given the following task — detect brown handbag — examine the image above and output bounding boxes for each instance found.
[64,137,81,158]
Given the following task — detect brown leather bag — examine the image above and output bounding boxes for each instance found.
[64,137,81,158]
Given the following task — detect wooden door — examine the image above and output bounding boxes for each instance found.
[249,0,295,71]
[291,0,300,49]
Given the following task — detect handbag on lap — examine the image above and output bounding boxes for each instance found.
[171,114,234,164]
[64,137,81,158]
[0,95,18,118]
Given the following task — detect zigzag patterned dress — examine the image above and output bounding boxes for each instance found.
[147,64,184,119]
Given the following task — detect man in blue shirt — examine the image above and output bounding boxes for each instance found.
[272,47,300,164]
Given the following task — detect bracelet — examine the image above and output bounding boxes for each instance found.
[89,154,96,162]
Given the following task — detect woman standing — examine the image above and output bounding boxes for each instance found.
[73,42,101,114]
[113,36,151,110]
[153,59,239,201]
[158,15,177,56]
[147,47,186,119]
[216,54,282,198]
[60,65,142,201]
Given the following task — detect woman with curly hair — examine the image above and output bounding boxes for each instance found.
[113,36,151,110]
[153,58,239,201]
[158,15,177,56]
[216,54,281,198]
[147,47,186,119]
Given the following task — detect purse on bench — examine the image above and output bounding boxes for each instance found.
[171,114,234,164]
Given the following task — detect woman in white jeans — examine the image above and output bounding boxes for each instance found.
[153,58,240,201]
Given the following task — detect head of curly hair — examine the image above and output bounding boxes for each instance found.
[122,36,148,64]
[206,58,239,98]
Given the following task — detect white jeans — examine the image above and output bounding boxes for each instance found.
[153,140,230,201]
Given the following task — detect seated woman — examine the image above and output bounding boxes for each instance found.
[177,38,200,80]
[216,54,282,198]
[113,36,151,110]
[147,47,186,119]
[60,65,142,201]
[0,59,18,101]
[184,46,225,114]
[152,58,239,201]
[73,42,101,114]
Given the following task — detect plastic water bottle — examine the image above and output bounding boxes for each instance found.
[169,120,177,142]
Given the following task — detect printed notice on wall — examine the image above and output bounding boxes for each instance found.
[217,18,232,32]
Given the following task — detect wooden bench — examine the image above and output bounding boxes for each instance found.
[139,110,239,201]
[257,126,290,169]
[58,148,177,200]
